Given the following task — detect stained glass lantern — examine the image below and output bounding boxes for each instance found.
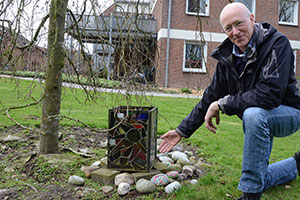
[107,106,158,172]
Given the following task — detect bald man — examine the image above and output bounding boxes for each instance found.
[159,2,300,200]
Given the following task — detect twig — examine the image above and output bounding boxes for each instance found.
[59,114,129,133]
[4,95,44,133]
[24,183,38,193]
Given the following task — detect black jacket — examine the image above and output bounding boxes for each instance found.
[176,23,300,138]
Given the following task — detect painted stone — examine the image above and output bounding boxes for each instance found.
[150,174,169,186]
[166,171,179,179]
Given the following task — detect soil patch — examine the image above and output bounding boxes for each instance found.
[0,126,205,200]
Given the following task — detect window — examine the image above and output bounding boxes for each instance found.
[183,41,207,73]
[235,0,256,15]
[279,0,299,25]
[186,0,209,16]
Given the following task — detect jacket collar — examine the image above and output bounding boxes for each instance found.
[211,22,276,64]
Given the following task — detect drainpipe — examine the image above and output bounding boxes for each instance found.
[107,13,113,80]
[165,0,172,87]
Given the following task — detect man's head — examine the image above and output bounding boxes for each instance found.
[220,2,255,52]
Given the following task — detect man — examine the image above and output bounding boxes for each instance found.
[158,2,300,200]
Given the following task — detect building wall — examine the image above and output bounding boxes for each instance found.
[153,0,300,88]
[0,31,47,72]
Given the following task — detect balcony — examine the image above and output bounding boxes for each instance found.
[66,14,157,43]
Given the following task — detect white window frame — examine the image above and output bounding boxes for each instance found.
[182,41,207,73]
[278,0,299,26]
[185,0,210,16]
[234,0,256,16]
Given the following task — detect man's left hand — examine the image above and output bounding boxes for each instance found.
[204,101,220,133]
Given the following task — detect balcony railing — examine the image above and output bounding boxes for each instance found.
[66,14,157,43]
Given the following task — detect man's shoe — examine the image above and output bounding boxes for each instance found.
[293,150,300,176]
[237,192,262,200]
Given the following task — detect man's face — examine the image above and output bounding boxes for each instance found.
[220,7,255,52]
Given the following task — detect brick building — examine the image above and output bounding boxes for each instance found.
[152,0,300,89]
[0,26,47,72]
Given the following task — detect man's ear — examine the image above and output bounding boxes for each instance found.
[250,13,255,26]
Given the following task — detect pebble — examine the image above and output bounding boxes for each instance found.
[165,181,182,194]
[114,173,135,186]
[68,175,85,186]
[167,163,182,172]
[196,169,204,175]
[118,182,131,195]
[151,174,169,186]
[176,157,191,166]
[172,144,183,152]
[136,178,156,193]
[177,173,188,181]
[189,156,197,164]
[190,179,198,184]
[159,156,173,163]
[171,151,188,161]
[183,165,196,172]
[182,166,193,177]
[102,185,114,193]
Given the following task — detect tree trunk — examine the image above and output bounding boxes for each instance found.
[40,0,68,154]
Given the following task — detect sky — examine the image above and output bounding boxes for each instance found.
[1,0,113,52]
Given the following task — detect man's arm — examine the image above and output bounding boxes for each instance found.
[176,62,229,138]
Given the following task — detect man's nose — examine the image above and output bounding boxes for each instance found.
[232,26,240,35]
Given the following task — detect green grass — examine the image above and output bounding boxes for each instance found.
[1,76,300,199]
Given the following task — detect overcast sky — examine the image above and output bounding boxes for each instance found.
[1,0,113,51]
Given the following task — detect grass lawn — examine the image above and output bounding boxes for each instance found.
[0,77,300,199]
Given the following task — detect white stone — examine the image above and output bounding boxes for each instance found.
[1,135,23,142]
[115,173,135,186]
[68,175,85,186]
[118,182,131,195]
[159,156,173,163]
[165,181,182,194]
[190,179,198,184]
[171,151,188,161]
[136,178,156,193]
